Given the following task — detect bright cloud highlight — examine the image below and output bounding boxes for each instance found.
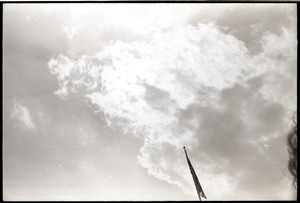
[10,100,36,130]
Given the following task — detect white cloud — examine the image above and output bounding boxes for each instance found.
[48,54,73,81]
[48,20,296,200]
[63,26,78,40]
[10,100,35,130]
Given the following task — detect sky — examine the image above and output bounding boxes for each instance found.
[3,3,297,201]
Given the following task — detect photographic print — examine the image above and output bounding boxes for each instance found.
[3,3,297,201]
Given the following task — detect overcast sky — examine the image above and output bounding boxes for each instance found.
[3,3,297,201]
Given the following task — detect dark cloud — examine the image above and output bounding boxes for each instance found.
[188,4,296,55]
[144,84,175,113]
[177,74,292,199]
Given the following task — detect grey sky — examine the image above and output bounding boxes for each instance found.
[3,3,297,201]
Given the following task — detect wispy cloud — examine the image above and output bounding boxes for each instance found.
[10,100,35,130]
[63,26,78,40]
[48,14,296,200]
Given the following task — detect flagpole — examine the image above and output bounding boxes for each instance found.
[183,146,206,201]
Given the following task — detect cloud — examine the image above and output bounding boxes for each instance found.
[63,26,78,40]
[203,4,297,55]
[48,15,296,200]
[10,100,35,130]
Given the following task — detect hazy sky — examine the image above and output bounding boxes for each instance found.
[3,3,297,201]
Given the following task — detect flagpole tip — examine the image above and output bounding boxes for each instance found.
[183,146,185,150]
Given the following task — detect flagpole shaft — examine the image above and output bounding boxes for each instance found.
[183,146,205,201]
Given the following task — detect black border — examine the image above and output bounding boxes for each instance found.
[0,1,300,4]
